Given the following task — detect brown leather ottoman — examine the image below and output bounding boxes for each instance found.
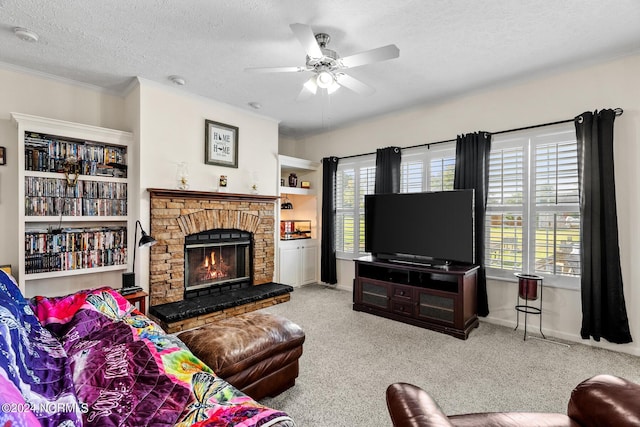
[177,312,305,400]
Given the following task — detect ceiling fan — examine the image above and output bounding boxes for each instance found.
[245,23,400,101]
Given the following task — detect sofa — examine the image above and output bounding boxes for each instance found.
[386,375,640,427]
[0,270,295,426]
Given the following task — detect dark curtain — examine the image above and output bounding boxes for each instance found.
[374,147,401,193]
[321,156,339,284]
[575,110,631,344]
[454,132,491,317]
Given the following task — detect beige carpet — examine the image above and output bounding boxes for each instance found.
[258,284,640,426]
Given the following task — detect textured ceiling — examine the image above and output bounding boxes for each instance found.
[1,0,639,137]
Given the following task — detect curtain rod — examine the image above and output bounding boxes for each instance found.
[337,108,623,160]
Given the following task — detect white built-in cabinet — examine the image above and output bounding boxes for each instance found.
[277,155,320,286]
[12,113,133,295]
[278,239,318,287]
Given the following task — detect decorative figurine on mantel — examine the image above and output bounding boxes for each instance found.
[219,175,228,192]
[176,162,189,190]
[250,171,259,194]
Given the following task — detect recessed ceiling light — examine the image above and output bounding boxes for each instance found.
[169,75,186,86]
[248,102,262,110]
[14,27,39,43]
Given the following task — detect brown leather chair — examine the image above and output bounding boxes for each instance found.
[386,374,640,427]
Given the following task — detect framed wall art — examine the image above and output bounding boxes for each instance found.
[0,146,5,165]
[205,120,238,168]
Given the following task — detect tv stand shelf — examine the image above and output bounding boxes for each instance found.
[353,256,479,339]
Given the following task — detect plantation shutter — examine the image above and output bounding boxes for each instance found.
[485,146,525,272]
[429,156,456,191]
[533,138,581,277]
[335,167,355,255]
[400,160,424,193]
[358,166,376,253]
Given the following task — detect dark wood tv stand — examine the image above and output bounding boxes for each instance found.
[353,256,479,339]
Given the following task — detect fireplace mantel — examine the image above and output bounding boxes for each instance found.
[147,188,278,203]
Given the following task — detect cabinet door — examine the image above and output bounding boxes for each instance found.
[358,279,390,310]
[300,243,317,285]
[415,289,456,325]
[278,245,300,286]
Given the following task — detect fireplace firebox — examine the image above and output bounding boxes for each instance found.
[184,229,252,299]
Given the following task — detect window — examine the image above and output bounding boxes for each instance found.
[485,123,580,288]
[335,143,455,260]
[429,154,456,191]
[335,156,375,258]
[401,145,456,193]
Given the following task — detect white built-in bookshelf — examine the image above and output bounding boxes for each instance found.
[12,113,133,294]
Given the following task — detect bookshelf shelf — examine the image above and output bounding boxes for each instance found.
[12,113,133,294]
[25,216,127,223]
[279,186,316,196]
[24,265,128,280]
[24,170,128,183]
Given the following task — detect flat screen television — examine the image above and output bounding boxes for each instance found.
[364,190,475,265]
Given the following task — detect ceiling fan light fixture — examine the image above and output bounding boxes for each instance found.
[303,77,318,94]
[327,80,340,94]
[316,70,334,89]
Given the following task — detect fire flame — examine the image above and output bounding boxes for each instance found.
[204,249,226,279]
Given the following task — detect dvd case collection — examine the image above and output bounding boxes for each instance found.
[24,132,127,178]
[24,227,127,274]
[25,177,127,216]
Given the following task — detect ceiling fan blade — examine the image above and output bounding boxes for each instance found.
[244,66,307,73]
[336,73,376,96]
[290,23,323,59]
[339,44,400,69]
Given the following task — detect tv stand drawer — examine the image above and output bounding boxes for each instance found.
[392,300,414,316]
[392,285,413,301]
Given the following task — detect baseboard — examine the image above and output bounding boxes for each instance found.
[481,317,640,356]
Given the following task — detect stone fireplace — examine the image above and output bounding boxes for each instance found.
[147,189,291,332]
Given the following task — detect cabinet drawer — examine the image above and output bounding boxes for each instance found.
[392,285,412,300]
[392,300,414,316]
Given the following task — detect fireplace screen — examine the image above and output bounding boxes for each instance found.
[184,230,251,294]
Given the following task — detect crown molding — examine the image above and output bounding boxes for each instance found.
[0,61,130,97]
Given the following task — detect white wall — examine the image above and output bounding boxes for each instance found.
[0,66,128,296]
[134,79,281,292]
[278,134,298,157]
[295,54,640,355]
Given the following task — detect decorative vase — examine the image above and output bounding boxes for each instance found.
[288,173,298,187]
[515,273,542,301]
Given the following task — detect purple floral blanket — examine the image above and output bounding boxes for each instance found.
[27,285,294,426]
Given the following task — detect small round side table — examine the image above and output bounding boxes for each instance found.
[514,273,545,341]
